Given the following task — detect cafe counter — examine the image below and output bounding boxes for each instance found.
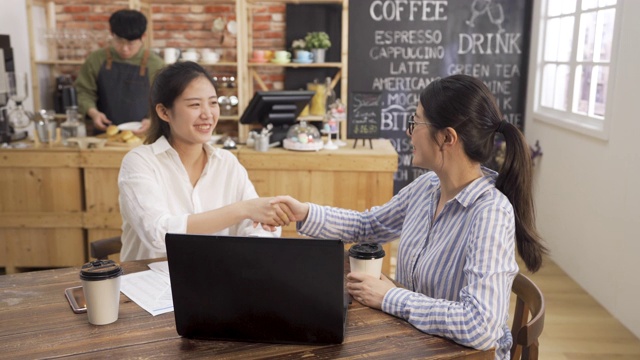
[0,140,398,273]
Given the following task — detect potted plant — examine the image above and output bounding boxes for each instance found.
[304,31,331,63]
[291,38,306,58]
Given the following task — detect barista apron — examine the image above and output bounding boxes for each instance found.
[96,48,150,125]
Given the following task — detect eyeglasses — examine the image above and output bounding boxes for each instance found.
[407,114,431,135]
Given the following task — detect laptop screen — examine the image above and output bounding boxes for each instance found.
[165,234,347,344]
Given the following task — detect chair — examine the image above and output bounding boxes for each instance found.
[90,236,122,260]
[510,273,546,360]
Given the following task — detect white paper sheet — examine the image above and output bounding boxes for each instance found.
[120,261,173,316]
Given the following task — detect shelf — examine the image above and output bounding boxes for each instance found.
[248,62,342,68]
[298,115,324,122]
[246,0,343,3]
[27,0,348,142]
[35,59,84,66]
[198,61,238,67]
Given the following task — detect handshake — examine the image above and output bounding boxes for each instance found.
[250,196,309,232]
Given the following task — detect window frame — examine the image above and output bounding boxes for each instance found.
[532,0,624,140]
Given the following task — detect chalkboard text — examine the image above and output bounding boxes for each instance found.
[458,33,522,55]
[370,0,448,21]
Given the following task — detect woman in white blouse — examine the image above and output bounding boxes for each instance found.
[118,61,288,262]
[274,74,547,359]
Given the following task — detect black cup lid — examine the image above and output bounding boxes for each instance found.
[80,260,123,281]
[349,243,385,259]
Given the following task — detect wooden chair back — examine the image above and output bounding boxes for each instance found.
[90,236,122,260]
[510,273,546,360]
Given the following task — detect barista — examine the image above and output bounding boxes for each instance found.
[75,9,164,135]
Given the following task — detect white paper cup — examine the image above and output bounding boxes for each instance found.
[349,243,385,279]
[80,260,123,325]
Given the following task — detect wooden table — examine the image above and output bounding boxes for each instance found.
[0,259,494,359]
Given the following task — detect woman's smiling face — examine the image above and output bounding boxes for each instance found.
[163,75,219,147]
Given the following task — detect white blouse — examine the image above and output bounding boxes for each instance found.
[118,136,279,261]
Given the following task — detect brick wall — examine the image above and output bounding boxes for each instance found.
[50,0,289,136]
[52,0,287,90]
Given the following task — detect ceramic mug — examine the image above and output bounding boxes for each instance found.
[274,50,290,61]
[252,50,265,62]
[201,49,220,63]
[164,48,181,64]
[181,49,200,62]
[295,50,313,62]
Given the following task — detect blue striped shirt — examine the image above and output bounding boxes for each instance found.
[297,168,518,359]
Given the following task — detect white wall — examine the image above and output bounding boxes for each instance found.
[525,0,640,338]
[0,0,34,112]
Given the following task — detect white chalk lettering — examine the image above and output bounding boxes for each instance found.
[370,46,444,60]
[447,63,490,77]
[387,92,420,107]
[374,29,442,45]
[370,0,448,22]
[372,76,438,91]
[494,64,521,77]
[458,33,522,55]
[483,80,511,95]
[495,97,512,111]
[390,61,431,75]
[381,109,412,131]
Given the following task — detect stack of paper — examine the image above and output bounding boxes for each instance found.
[120,261,174,316]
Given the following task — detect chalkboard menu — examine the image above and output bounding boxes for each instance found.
[348,0,532,193]
[347,92,382,139]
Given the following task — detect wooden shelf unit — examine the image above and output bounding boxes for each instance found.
[25,0,349,141]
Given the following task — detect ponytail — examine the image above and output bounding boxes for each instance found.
[495,122,548,273]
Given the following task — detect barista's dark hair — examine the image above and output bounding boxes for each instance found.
[109,9,147,41]
[420,74,547,272]
[146,61,215,144]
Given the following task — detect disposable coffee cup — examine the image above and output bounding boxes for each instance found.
[80,260,124,325]
[349,243,385,279]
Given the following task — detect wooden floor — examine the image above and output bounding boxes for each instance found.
[517,257,640,360]
[389,243,640,359]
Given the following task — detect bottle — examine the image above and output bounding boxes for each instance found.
[324,77,336,113]
[60,106,86,145]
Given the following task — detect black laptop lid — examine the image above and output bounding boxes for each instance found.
[165,234,346,344]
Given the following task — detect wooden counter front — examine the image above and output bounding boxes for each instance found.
[0,140,398,273]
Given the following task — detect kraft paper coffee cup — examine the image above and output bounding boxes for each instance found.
[349,243,385,279]
[80,260,123,325]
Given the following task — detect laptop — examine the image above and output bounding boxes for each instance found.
[165,234,347,344]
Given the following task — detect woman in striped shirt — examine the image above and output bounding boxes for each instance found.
[274,74,547,359]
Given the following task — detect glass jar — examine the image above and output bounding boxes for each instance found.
[60,106,86,145]
[282,120,323,151]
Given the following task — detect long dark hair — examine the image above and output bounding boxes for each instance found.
[145,61,214,144]
[420,74,547,272]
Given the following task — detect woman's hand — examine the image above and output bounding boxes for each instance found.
[245,198,293,228]
[270,195,310,222]
[346,272,396,309]
[253,202,295,231]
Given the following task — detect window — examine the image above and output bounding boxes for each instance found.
[534,0,621,139]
